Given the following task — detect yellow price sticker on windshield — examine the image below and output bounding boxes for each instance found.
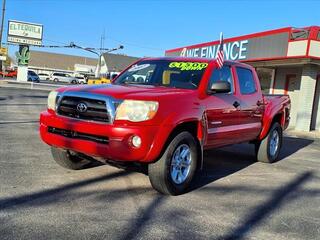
[169,62,208,71]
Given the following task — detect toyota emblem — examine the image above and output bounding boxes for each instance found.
[76,102,88,113]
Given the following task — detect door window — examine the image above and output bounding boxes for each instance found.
[208,66,234,93]
[236,67,256,94]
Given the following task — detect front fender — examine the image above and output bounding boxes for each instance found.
[143,107,203,163]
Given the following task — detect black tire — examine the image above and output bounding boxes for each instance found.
[148,131,198,195]
[255,122,282,163]
[51,147,92,170]
[54,78,59,82]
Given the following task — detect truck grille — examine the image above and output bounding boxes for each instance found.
[57,96,110,123]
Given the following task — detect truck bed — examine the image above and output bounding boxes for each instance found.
[263,93,289,100]
[262,93,291,131]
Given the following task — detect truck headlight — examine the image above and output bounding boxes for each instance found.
[47,91,58,111]
[115,100,158,122]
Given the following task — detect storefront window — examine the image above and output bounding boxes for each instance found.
[256,68,274,94]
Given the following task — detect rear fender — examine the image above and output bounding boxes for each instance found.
[259,107,285,140]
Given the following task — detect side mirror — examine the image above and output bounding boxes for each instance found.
[209,81,231,94]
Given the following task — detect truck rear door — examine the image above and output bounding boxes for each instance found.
[234,66,263,142]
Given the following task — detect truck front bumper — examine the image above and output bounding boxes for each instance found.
[39,111,168,163]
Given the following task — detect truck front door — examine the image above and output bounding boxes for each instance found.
[204,65,241,148]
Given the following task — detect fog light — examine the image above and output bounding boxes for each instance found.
[131,135,141,148]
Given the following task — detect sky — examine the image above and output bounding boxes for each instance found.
[5,0,320,60]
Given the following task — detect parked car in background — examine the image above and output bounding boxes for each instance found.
[75,75,87,84]
[50,72,78,84]
[38,73,50,81]
[0,70,17,78]
[27,70,40,83]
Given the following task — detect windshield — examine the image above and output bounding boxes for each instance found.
[114,60,209,89]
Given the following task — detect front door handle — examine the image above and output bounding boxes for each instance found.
[233,101,240,108]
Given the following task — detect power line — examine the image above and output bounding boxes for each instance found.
[6,35,165,52]
[3,42,122,52]
[42,38,70,45]
[3,42,73,48]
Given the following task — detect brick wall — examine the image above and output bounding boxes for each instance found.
[295,65,318,131]
[273,67,302,129]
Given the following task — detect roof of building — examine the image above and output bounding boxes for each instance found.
[29,50,140,72]
[102,53,140,72]
[29,51,98,71]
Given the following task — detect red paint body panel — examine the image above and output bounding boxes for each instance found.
[259,95,291,140]
[39,58,290,163]
[40,111,173,162]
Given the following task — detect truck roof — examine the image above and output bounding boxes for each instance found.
[142,57,251,67]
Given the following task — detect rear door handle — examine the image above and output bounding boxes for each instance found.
[233,101,240,108]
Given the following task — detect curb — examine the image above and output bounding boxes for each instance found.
[284,130,320,141]
[0,84,53,92]
[0,80,64,91]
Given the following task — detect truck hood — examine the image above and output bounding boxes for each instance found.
[59,84,195,100]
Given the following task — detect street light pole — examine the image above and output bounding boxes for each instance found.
[69,42,123,78]
[97,54,101,78]
[94,46,124,78]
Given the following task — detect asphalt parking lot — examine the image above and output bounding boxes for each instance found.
[0,87,319,240]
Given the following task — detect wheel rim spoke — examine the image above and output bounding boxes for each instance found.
[172,168,179,181]
[170,144,192,184]
[270,130,279,156]
[180,148,188,159]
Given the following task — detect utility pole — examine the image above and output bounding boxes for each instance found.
[0,0,6,77]
[98,29,105,77]
[0,0,6,46]
[100,28,105,54]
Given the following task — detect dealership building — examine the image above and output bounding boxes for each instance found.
[165,26,320,132]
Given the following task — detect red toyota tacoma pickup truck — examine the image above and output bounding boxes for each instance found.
[40,57,290,195]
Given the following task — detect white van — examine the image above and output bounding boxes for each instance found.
[50,72,78,84]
